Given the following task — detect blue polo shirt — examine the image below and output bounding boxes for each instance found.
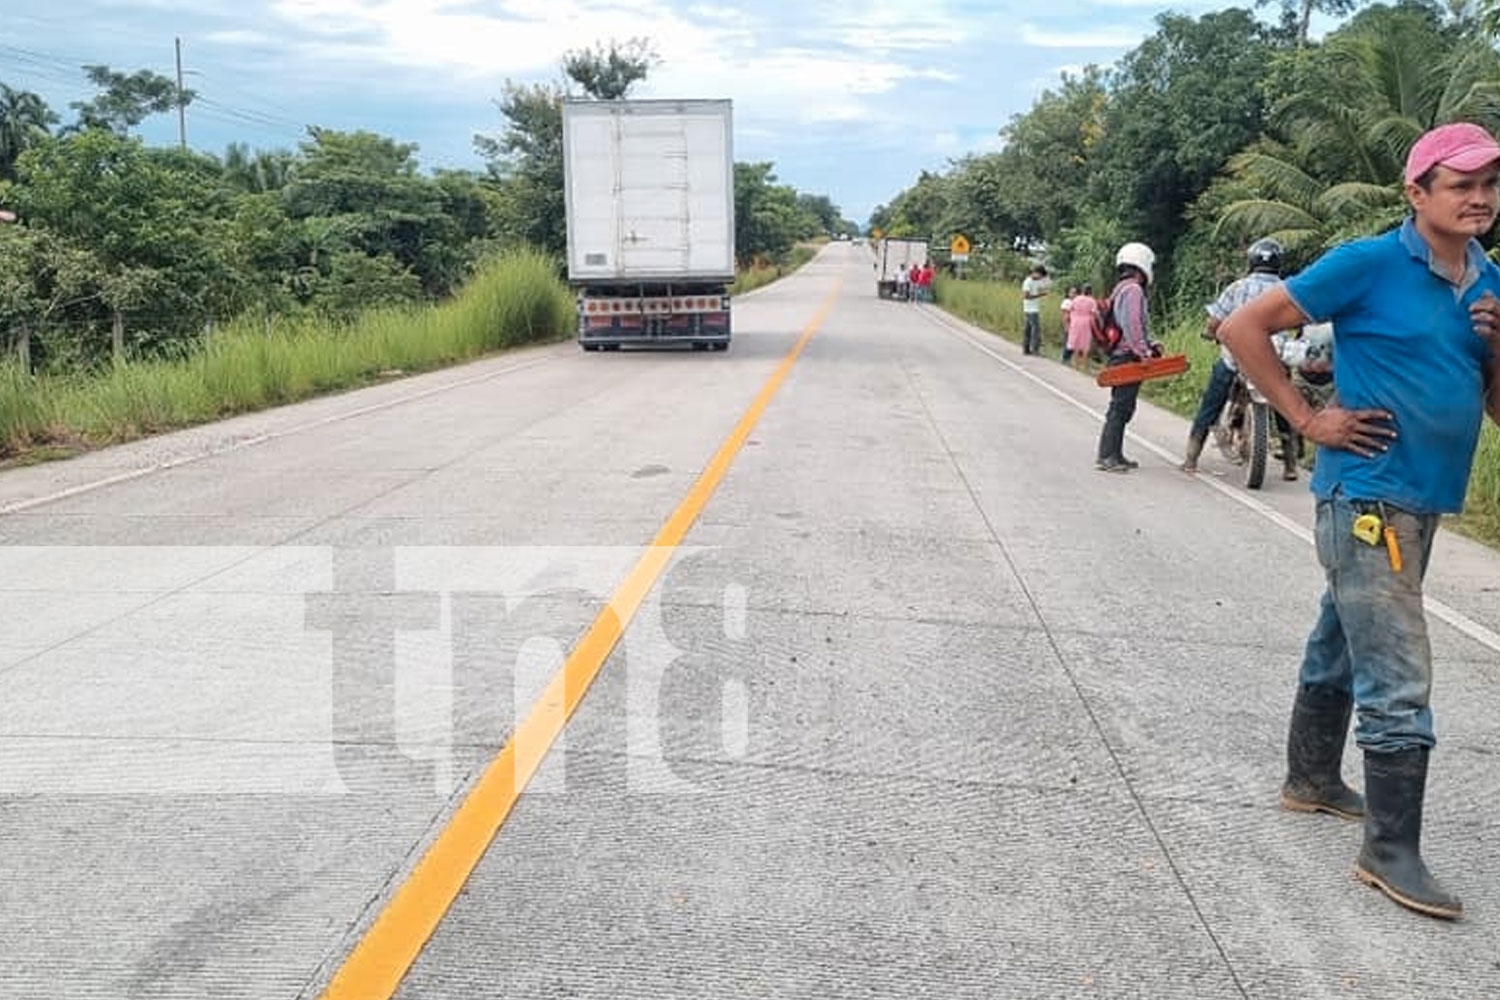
[1284,218,1498,514]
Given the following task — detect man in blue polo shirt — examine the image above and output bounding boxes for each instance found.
[1220,122,1500,921]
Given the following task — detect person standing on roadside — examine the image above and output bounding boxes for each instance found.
[919,260,935,302]
[1066,284,1099,372]
[1095,243,1158,472]
[1021,264,1049,354]
[1060,286,1077,362]
[1219,122,1500,921]
[1182,238,1293,477]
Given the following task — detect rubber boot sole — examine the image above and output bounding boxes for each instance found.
[1279,789,1363,821]
[1353,864,1463,920]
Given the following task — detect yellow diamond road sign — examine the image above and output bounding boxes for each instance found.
[950,235,970,256]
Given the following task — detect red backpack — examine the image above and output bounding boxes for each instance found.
[1091,296,1122,352]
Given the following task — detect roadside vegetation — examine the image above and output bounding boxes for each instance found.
[0,251,573,459]
[730,243,821,295]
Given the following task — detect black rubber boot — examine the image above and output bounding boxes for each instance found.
[1354,747,1462,919]
[1281,445,1300,481]
[1280,683,1364,820]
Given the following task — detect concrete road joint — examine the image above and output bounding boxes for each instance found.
[0,365,598,684]
[925,307,1500,662]
[0,355,556,517]
[894,341,1255,999]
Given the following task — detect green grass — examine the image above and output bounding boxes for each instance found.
[0,249,575,461]
[934,275,1500,551]
[730,244,820,295]
[1450,423,1500,545]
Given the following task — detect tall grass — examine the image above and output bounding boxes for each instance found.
[934,276,1067,354]
[1455,424,1500,544]
[934,275,1500,550]
[0,250,575,458]
[731,244,820,295]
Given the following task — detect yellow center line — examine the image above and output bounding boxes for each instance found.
[319,279,843,1000]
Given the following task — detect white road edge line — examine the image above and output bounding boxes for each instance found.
[0,355,555,516]
[931,309,1500,658]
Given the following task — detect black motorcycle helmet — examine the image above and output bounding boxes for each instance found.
[1247,237,1283,274]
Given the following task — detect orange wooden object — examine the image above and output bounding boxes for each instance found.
[1095,353,1190,387]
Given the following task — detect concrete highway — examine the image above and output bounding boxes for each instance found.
[1,241,1498,999]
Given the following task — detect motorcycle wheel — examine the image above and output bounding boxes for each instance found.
[1245,400,1270,489]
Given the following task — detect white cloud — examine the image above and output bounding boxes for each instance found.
[1086,0,1216,7]
[270,0,750,77]
[971,131,1005,153]
[205,29,277,46]
[648,46,958,128]
[814,0,975,50]
[1020,24,1140,48]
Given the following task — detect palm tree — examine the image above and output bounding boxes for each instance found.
[0,84,58,180]
[1218,6,1500,253]
[1216,146,1403,258]
[222,142,296,193]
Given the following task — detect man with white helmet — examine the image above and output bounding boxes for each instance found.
[1095,241,1159,472]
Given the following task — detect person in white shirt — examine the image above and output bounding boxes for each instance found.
[1021,265,1050,354]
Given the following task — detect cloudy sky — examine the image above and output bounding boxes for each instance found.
[2,0,1236,223]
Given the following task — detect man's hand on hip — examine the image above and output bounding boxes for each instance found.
[1299,406,1397,458]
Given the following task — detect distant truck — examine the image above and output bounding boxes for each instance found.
[562,99,736,351]
[875,238,929,299]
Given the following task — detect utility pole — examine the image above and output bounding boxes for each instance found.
[175,36,187,150]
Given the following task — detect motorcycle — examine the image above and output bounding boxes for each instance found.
[1213,369,1275,489]
[1213,323,1334,491]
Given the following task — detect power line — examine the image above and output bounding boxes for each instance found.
[184,67,304,121]
[1,39,307,145]
[195,96,301,131]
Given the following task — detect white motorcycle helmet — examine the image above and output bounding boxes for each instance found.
[1115,241,1155,285]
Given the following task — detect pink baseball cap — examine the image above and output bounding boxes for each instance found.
[1404,122,1500,184]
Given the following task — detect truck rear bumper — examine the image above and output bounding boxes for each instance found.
[576,292,730,345]
[578,315,730,347]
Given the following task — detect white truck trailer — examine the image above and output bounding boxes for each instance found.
[875,237,929,299]
[562,99,736,351]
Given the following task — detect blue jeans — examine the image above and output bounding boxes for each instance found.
[1023,313,1041,353]
[1298,497,1441,752]
[1190,358,1236,438]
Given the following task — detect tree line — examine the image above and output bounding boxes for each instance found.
[870,0,1500,308]
[0,40,855,372]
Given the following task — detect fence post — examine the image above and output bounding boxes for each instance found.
[112,310,125,366]
[18,320,31,374]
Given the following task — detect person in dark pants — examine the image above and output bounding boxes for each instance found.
[1095,242,1158,472]
[1183,238,1287,474]
[1220,122,1500,921]
[1021,265,1049,354]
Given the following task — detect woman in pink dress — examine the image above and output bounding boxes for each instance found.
[1065,283,1099,371]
